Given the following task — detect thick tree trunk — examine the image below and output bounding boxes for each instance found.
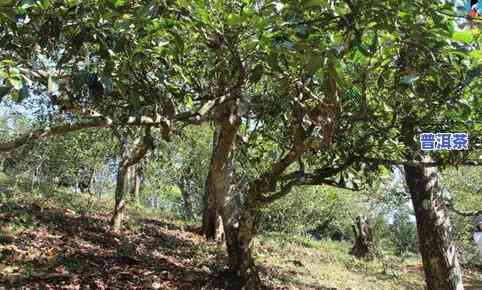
[202,167,217,237]
[201,199,223,240]
[89,169,96,195]
[223,189,261,290]
[129,164,142,203]
[207,101,261,289]
[202,129,224,241]
[111,135,130,232]
[350,215,376,259]
[127,165,134,195]
[133,172,141,199]
[400,115,464,290]
[404,157,464,290]
[110,167,128,231]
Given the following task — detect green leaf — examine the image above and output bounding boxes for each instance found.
[112,0,125,8]
[185,96,194,110]
[196,8,210,23]
[158,40,170,47]
[255,17,269,30]
[65,0,78,7]
[448,49,468,58]
[227,14,242,26]
[9,78,22,90]
[303,0,326,8]
[469,50,482,60]
[305,52,322,75]
[242,7,254,16]
[38,0,50,9]
[452,31,473,43]
[20,0,37,9]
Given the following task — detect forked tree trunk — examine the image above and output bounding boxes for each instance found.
[208,101,261,289]
[110,167,129,231]
[404,159,464,290]
[202,128,224,241]
[111,135,130,232]
[350,215,376,259]
[111,129,153,232]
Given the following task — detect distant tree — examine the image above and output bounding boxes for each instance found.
[442,167,482,264]
[390,208,418,256]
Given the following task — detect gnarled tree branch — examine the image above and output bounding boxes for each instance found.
[258,155,360,204]
[0,118,110,152]
[0,112,168,153]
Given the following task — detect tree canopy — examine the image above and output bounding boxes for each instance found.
[0,1,481,289]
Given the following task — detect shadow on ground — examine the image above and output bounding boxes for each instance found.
[0,200,231,289]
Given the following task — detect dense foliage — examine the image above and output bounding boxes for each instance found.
[0,0,481,289]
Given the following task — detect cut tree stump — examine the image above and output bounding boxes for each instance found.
[350,215,376,259]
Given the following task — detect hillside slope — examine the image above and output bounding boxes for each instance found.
[0,175,481,289]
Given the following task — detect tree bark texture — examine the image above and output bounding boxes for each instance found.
[404,159,464,290]
[111,128,154,232]
[224,186,263,290]
[110,134,130,232]
[129,164,142,203]
[207,100,261,289]
[401,117,464,290]
[202,128,224,241]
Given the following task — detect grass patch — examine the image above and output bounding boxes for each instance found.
[256,233,426,290]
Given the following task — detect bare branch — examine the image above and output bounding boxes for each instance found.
[0,118,110,152]
[362,158,482,168]
[0,111,171,153]
[257,180,298,204]
[258,174,359,205]
[259,156,360,204]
